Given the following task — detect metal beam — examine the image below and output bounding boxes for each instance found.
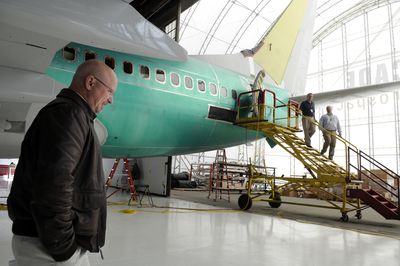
[313,0,400,47]
[175,0,181,42]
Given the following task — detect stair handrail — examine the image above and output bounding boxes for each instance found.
[287,100,301,130]
[236,89,271,122]
[348,146,399,208]
[301,115,359,179]
[264,89,301,129]
[235,89,301,130]
[359,150,400,178]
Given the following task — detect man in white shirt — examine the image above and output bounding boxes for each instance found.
[319,106,342,160]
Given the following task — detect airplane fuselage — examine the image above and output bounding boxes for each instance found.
[47,43,290,157]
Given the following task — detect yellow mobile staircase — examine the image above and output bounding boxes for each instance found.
[234,89,399,221]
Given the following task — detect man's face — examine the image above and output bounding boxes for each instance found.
[91,75,117,113]
[307,94,313,101]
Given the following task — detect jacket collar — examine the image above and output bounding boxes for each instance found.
[57,89,97,121]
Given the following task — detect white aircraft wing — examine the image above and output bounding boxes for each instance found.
[290,81,400,105]
[0,0,187,73]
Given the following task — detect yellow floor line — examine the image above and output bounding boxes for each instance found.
[111,202,241,215]
[117,209,138,215]
[115,208,240,214]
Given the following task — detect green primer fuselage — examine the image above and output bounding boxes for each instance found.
[47,43,290,158]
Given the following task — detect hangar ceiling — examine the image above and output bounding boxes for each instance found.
[176,0,394,55]
[131,0,400,92]
[131,0,387,55]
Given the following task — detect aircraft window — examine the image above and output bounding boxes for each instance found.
[198,80,206,92]
[232,89,238,99]
[209,83,217,96]
[220,86,228,97]
[170,72,180,86]
[123,61,133,74]
[63,46,76,61]
[156,69,166,83]
[140,65,150,79]
[85,51,96,61]
[105,56,115,70]
[184,76,193,90]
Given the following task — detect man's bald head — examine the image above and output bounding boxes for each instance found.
[69,60,118,113]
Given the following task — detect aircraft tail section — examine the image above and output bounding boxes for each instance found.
[251,0,317,95]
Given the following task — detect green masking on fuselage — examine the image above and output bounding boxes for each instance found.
[47,43,290,158]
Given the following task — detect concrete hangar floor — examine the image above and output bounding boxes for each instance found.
[1,189,399,266]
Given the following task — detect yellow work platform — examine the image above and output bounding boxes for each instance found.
[233,88,399,221]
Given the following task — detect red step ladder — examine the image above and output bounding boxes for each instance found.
[208,149,230,202]
[105,158,138,203]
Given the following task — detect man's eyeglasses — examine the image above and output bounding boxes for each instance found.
[93,76,114,94]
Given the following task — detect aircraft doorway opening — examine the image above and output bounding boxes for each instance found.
[207,105,237,123]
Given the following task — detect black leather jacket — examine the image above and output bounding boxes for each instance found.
[8,89,107,261]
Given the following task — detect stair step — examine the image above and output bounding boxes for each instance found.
[365,189,378,195]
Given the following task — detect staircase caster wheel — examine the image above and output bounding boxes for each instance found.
[355,211,362,220]
[238,194,252,210]
[268,193,282,208]
[340,213,349,222]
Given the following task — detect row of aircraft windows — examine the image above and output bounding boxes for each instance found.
[63,47,237,99]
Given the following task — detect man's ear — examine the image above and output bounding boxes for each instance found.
[85,75,95,91]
